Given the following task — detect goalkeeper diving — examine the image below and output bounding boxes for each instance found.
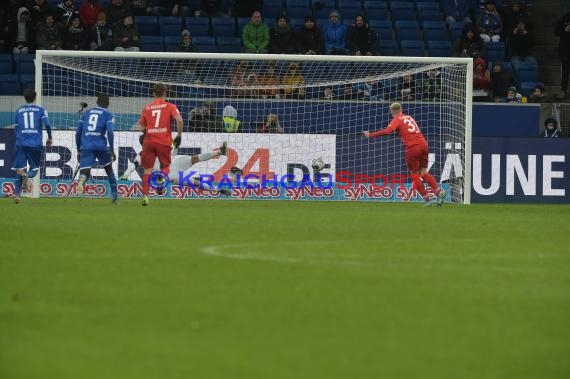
[120,139,238,195]
[363,102,445,207]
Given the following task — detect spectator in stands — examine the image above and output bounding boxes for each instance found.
[321,86,335,99]
[341,84,363,100]
[228,60,259,97]
[194,0,227,17]
[55,0,79,28]
[422,69,442,101]
[509,18,536,68]
[105,0,131,26]
[323,10,347,55]
[296,15,324,55]
[282,62,306,98]
[149,1,189,17]
[354,80,383,100]
[398,74,416,101]
[222,105,241,133]
[555,11,570,99]
[490,60,515,101]
[540,118,561,137]
[176,29,196,52]
[528,84,544,103]
[10,7,34,54]
[440,0,474,24]
[29,0,53,26]
[257,113,284,133]
[502,0,532,39]
[62,14,87,50]
[36,14,63,50]
[504,85,522,102]
[269,15,296,54]
[0,7,8,52]
[257,61,280,98]
[80,0,104,28]
[112,14,139,51]
[346,15,378,56]
[130,0,151,16]
[452,23,487,58]
[88,11,112,50]
[477,0,502,43]
[473,56,491,97]
[188,101,222,132]
[242,10,269,54]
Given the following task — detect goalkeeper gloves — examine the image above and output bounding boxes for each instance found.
[173,135,182,149]
[109,150,116,162]
[120,173,129,180]
[139,133,145,146]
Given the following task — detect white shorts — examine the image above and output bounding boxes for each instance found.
[169,155,194,182]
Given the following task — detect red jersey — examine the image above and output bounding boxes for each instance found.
[370,113,427,150]
[139,99,181,146]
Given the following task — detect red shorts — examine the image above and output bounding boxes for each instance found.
[405,144,429,173]
[141,142,172,173]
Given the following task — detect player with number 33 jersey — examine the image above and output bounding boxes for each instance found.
[363,102,445,207]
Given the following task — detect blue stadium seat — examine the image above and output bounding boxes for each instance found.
[160,16,184,27]
[237,17,251,36]
[164,36,180,51]
[515,62,539,86]
[379,39,398,55]
[160,23,183,36]
[265,0,285,6]
[289,17,305,29]
[193,36,216,46]
[217,37,242,53]
[195,43,217,53]
[416,2,441,22]
[394,20,420,40]
[211,17,236,37]
[313,6,334,20]
[449,21,465,41]
[338,1,363,19]
[14,55,35,75]
[0,54,13,74]
[187,17,210,36]
[136,16,159,35]
[287,5,312,18]
[368,19,393,39]
[287,0,310,7]
[364,1,389,20]
[427,40,451,57]
[263,4,286,18]
[400,40,425,56]
[422,21,448,41]
[486,42,506,63]
[140,36,164,52]
[390,1,415,21]
[0,75,22,95]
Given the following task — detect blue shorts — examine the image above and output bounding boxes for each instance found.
[11,146,42,173]
[80,149,113,169]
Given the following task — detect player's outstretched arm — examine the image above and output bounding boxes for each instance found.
[363,126,394,138]
[43,115,53,146]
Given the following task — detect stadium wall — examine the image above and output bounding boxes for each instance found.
[0,97,540,137]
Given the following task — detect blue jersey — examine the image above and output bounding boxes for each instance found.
[14,104,52,148]
[76,107,115,151]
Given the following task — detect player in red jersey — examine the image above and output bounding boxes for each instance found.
[138,83,183,206]
[363,102,445,206]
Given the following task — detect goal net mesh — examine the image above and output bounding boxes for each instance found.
[38,52,469,202]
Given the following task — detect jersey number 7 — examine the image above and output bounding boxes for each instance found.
[151,109,162,128]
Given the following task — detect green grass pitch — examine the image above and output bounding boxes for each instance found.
[1,198,569,379]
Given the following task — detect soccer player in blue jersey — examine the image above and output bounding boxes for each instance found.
[11,88,53,203]
[75,93,118,204]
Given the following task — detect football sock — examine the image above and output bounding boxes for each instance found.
[14,175,22,196]
[142,173,150,195]
[197,151,218,162]
[422,173,439,192]
[412,175,429,201]
[105,165,118,200]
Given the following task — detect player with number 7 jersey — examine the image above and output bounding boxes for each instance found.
[363,102,445,207]
[138,83,183,206]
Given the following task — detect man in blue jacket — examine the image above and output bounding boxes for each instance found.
[441,0,475,24]
[323,9,347,55]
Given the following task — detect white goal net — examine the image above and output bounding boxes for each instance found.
[33,51,472,203]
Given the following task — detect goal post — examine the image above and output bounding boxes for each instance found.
[33,50,473,203]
